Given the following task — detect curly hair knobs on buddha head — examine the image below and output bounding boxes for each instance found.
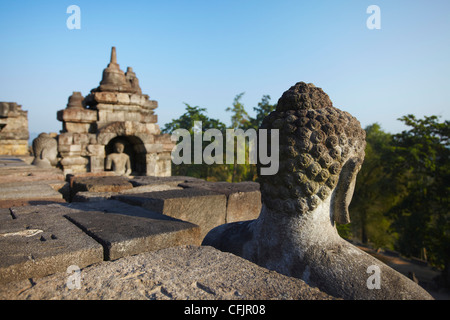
[257,82,366,216]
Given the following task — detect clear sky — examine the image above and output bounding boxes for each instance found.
[0,0,449,138]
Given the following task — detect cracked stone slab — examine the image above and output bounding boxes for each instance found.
[0,245,336,300]
[64,201,201,260]
[112,188,227,239]
[0,204,103,285]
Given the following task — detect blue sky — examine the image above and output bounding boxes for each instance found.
[0,0,449,137]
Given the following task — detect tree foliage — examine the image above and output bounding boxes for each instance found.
[162,96,275,182]
[162,103,227,180]
[386,115,449,269]
[347,123,398,248]
[348,115,449,280]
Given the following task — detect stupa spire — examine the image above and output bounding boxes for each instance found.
[110,46,117,65]
[107,46,119,69]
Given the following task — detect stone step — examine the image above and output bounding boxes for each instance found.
[65,205,200,261]
[179,181,262,223]
[113,188,227,240]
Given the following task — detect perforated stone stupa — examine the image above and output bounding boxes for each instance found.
[57,47,173,176]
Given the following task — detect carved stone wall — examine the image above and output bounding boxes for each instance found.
[0,102,29,156]
[56,47,174,176]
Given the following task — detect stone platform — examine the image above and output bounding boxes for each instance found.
[0,204,103,285]
[0,156,66,208]
[0,156,336,300]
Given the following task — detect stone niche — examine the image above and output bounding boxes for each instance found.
[57,47,174,176]
[0,102,29,156]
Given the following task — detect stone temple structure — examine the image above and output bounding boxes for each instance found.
[0,102,29,156]
[57,47,173,176]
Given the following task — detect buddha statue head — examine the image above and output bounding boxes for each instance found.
[203,82,433,300]
[257,82,366,224]
[32,133,58,168]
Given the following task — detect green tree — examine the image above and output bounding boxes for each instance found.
[387,115,449,273]
[226,92,250,129]
[162,103,226,134]
[162,95,277,183]
[247,95,276,130]
[347,124,398,248]
[225,93,276,182]
[162,103,227,180]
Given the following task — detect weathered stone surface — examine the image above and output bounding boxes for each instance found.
[64,122,92,133]
[0,157,64,184]
[0,181,63,200]
[0,102,29,156]
[72,191,113,202]
[68,200,175,220]
[72,184,181,202]
[0,157,66,206]
[0,157,67,208]
[0,204,103,285]
[113,188,227,239]
[130,175,202,188]
[0,181,65,209]
[0,141,28,156]
[0,245,335,300]
[64,201,201,260]
[60,156,88,166]
[57,108,97,123]
[71,176,133,197]
[180,181,262,223]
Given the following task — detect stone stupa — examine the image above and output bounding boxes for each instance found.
[57,47,174,176]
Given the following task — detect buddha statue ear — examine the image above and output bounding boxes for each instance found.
[331,157,362,225]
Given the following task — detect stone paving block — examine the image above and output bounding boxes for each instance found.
[70,175,134,198]
[129,175,202,188]
[179,181,262,223]
[0,157,64,184]
[72,191,115,202]
[64,204,201,261]
[0,204,103,285]
[113,188,227,239]
[68,199,175,220]
[72,184,182,202]
[0,181,65,209]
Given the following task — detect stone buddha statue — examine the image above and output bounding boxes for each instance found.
[32,133,58,168]
[105,141,132,176]
[203,82,433,300]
